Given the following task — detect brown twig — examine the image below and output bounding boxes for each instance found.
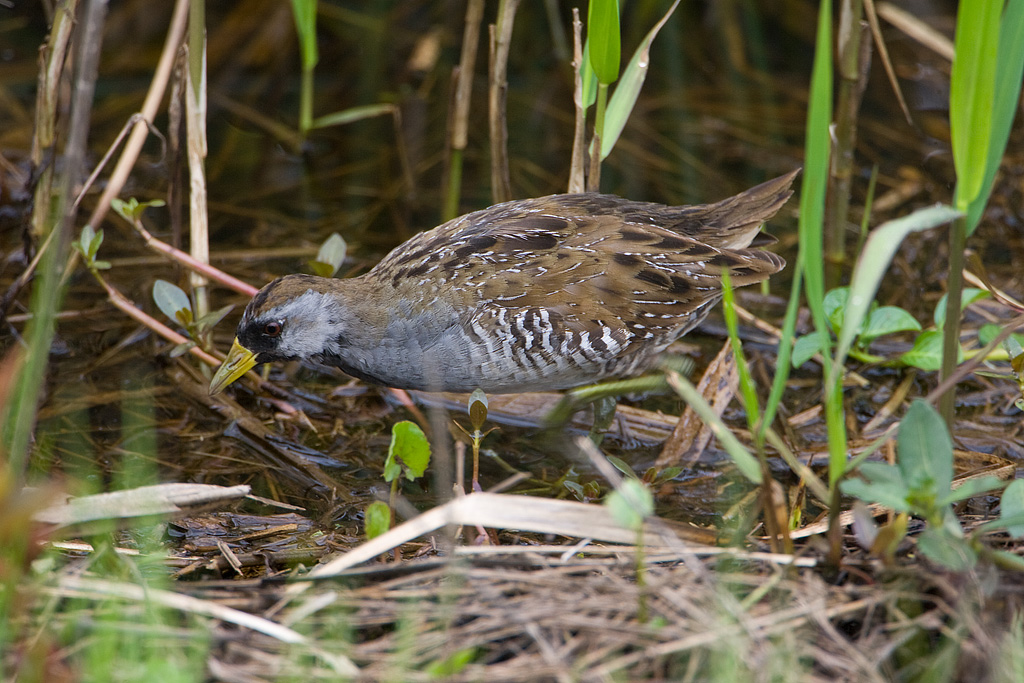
[91,274,221,368]
[568,8,586,194]
[443,0,484,220]
[185,1,211,324]
[487,0,521,204]
[123,215,258,297]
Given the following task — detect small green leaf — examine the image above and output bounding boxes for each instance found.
[310,103,394,130]
[1008,335,1024,357]
[938,475,1005,507]
[840,461,911,511]
[385,420,431,481]
[605,478,653,531]
[838,205,962,366]
[823,287,849,332]
[91,260,111,271]
[977,324,1024,353]
[579,40,598,109]
[596,0,681,159]
[308,261,335,278]
[111,197,136,222]
[87,229,104,259]
[382,453,402,483]
[934,287,989,328]
[605,454,635,479]
[364,501,391,539]
[656,466,683,483]
[112,197,165,222]
[468,388,488,431]
[1007,336,1024,375]
[74,225,100,262]
[169,341,196,358]
[791,334,824,368]
[563,480,586,502]
[313,233,347,276]
[860,307,921,345]
[978,323,1000,346]
[1000,479,1024,538]
[426,647,477,678]
[900,329,948,371]
[195,304,234,333]
[152,280,193,327]
[917,524,976,570]
[898,400,953,496]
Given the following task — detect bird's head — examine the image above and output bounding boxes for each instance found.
[209,275,351,394]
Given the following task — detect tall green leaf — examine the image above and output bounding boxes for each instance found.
[950,0,1000,210]
[966,1,1024,233]
[289,0,319,71]
[597,0,681,160]
[897,400,953,496]
[586,0,620,85]
[835,205,961,367]
[800,0,844,483]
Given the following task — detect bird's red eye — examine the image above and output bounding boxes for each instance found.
[263,321,283,337]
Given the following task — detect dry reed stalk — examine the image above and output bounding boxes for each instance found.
[487,0,521,203]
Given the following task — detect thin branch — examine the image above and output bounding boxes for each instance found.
[568,8,586,194]
[487,0,521,203]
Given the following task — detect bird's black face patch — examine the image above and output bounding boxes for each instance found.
[238,317,292,362]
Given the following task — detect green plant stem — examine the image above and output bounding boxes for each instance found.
[472,434,481,490]
[389,479,399,523]
[825,486,844,570]
[721,297,760,432]
[299,64,313,136]
[847,348,885,364]
[939,215,967,426]
[760,250,803,439]
[594,82,609,155]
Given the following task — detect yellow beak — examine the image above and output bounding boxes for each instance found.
[209,338,258,395]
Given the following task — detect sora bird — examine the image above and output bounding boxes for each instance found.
[209,170,796,396]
